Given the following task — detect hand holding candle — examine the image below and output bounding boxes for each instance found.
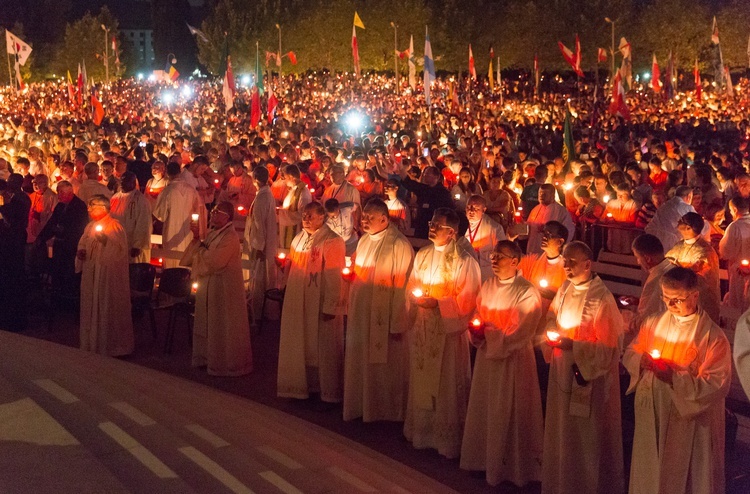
[740,259,750,275]
[341,266,354,281]
[275,252,288,269]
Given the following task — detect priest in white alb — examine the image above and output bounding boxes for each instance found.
[630,234,674,340]
[525,184,575,255]
[518,220,569,319]
[623,267,731,494]
[460,240,544,487]
[719,195,750,320]
[277,202,347,402]
[278,164,312,249]
[404,208,481,459]
[110,172,152,263]
[541,241,624,494]
[464,194,506,282]
[343,199,414,422]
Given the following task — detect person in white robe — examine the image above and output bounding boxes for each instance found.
[278,164,312,249]
[243,166,278,321]
[324,198,358,256]
[277,202,347,402]
[384,179,411,234]
[343,199,414,422]
[321,164,361,241]
[518,220,568,318]
[734,308,750,399]
[665,212,721,324]
[153,162,205,268]
[525,184,574,255]
[629,234,674,340]
[719,195,750,319]
[76,195,134,357]
[180,201,252,377]
[77,162,113,204]
[464,194,506,282]
[144,160,168,210]
[623,267,731,494]
[460,240,544,487]
[110,172,152,263]
[541,241,625,494]
[404,208,481,459]
[645,186,705,252]
[218,161,257,212]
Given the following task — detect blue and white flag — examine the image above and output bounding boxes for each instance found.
[423,27,435,106]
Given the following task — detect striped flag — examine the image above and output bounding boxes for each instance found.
[352,25,361,77]
[468,44,476,80]
[651,54,662,93]
[423,27,435,106]
[558,35,583,77]
[408,35,416,90]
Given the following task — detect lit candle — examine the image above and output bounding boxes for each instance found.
[742,259,749,267]
[191,282,198,293]
[412,288,424,298]
[606,212,613,218]
[650,349,661,360]
[546,330,561,342]
[214,178,220,184]
[564,182,573,190]
[345,257,352,268]
[191,213,199,222]
[603,194,611,203]
[95,224,103,233]
[517,206,523,211]
[237,206,245,213]
[310,188,315,194]
[470,317,483,330]
[277,252,287,260]
[454,193,461,200]
[539,278,549,288]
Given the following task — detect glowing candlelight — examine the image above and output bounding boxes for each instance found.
[650,349,661,360]
[547,330,561,342]
[470,317,483,329]
[539,278,549,288]
[95,225,103,233]
[191,282,198,293]
[191,213,199,222]
[454,194,461,200]
[412,288,424,298]
[564,182,573,190]
[603,194,611,203]
[237,206,245,213]
[342,267,351,276]
[277,252,287,260]
[518,206,523,211]
[310,188,315,193]
[606,212,613,218]
[214,178,220,184]
[742,259,749,267]
[345,257,352,267]
[514,211,521,218]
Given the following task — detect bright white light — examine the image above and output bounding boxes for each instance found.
[183,118,190,125]
[345,112,364,130]
[147,74,156,82]
[162,92,174,104]
[241,75,251,86]
[181,85,192,97]
[642,72,651,80]
[137,73,144,81]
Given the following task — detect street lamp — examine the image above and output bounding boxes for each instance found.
[605,17,615,81]
[391,22,398,91]
[101,24,109,84]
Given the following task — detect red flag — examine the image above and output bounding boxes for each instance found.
[694,60,702,102]
[651,54,662,93]
[112,36,120,67]
[609,71,629,119]
[267,87,278,123]
[558,35,584,77]
[76,63,83,105]
[286,51,297,65]
[250,88,261,128]
[352,26,360,77]
[91,91,105,125]
[597,48,607,63]
[468,44,476,80]
[534,53,540,95]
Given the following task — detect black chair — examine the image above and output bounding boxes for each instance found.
[259,288,285,333]
[129,263,157,338]
[150,267,193,353]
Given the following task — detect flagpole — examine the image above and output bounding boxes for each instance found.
[6,51,13,89]
[497,56,502,106]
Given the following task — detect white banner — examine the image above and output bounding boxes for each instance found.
[6,30,32,66]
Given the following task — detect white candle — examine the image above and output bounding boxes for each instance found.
[191,282,198,292]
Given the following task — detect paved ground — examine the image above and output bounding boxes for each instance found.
[6,291,750,493]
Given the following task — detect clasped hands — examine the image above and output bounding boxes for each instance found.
[640,352,674,385]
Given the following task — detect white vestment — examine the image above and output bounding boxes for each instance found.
[110,189,152,263]
[666,238,721,324]
[460,273,544,486]
[464,215,506,282]
[153,178,205,268]
[180,224,252,376]
[644,196,698,252]
[719,213,750,315]
[76,215,134,357]
[404,240,481,459]
[343,224,414,422]
[734,309,750,399]
[77,179,113,205]
[542,275,625,494]
[243,186,279,318]
[277,225,347,402]
[526,202,575,254]
[623,310,731,494]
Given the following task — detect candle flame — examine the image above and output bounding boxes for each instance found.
[742,259,749,267]
[454,194,461,200]
[412,288,424,298]
[471,317,482,327]
[650,349,661,360]
[547,330,560,342]
[603,194,611,203]
[342,267,351,276]
[95,224,103,232]
[277,252,286,260]
[191,213,199,221]
[539,278,549,288]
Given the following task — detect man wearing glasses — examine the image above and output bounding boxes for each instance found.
[464,195,506,282]
[541,241,624,494]
[405,208,481,458]
[623,267,731,494]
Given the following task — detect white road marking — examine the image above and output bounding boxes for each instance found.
[327,466,377,492]
[255,445,303,470]
[0,398,79,446]
[98,422,177,478]
[259,471,303,494]
[33,379,79,404]
[185,424,229,448]
[109,402,156,426]
[179,446,255,494]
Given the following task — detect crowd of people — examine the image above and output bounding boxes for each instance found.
[2,71,750,493]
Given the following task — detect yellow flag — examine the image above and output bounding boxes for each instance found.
[353,12,365,29]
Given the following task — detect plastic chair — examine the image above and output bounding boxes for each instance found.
[129,263,157,338]
[150,267,193,353]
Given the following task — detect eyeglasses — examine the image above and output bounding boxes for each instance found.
[489,252,513,261]
[428,221,454,231]
[661,295,689,306]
